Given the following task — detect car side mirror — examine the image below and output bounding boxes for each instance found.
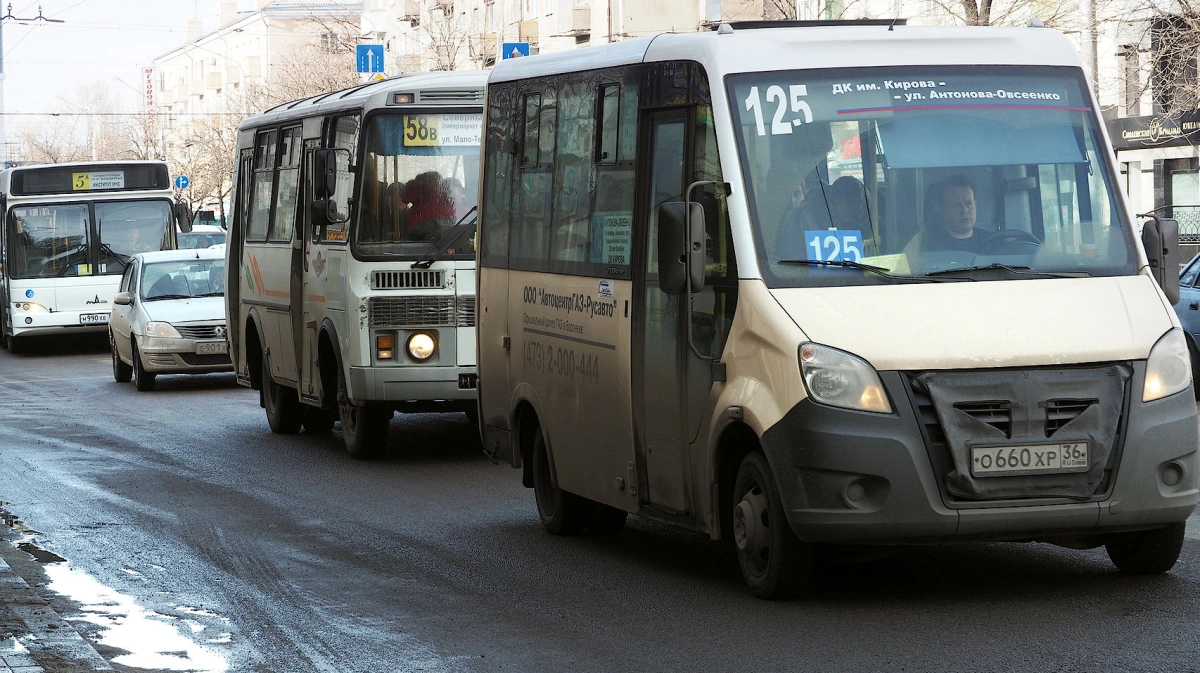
[1142,215,1180,305]
[174,202,193,233]
[114,291,132,306]
[657,201,706,294]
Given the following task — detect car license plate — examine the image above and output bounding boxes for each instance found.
[196,341,228,355]
[971,443,1089,477]
[79,313,109,325]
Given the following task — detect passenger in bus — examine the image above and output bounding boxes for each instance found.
[775,175,871,260]
[445,177,472,221]
[404,172,455,241]
[379,182,409,242]
[916,174,992,253]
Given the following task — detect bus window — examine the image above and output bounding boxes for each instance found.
[247,129,277,242]
[271,126,303,243]
[97,200,172,267]
[8,204,89,277]
[322,115,359,244]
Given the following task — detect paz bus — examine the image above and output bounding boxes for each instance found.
[227,71,486,458]
[1,160,189,353]
[475,21,1198,598]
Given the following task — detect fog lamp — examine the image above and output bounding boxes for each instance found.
[407,332,436,361]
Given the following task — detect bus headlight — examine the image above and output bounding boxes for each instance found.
[799,343,892,414]
[1144,329,1192,402]
[407,332,436,361]
[145,321,181,339]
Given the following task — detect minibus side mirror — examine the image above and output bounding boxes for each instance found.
[1142,215,1180,305]
[113,291,132,306]
[657,201,706,294]
[313,148,340,199]
[174,202,193,233]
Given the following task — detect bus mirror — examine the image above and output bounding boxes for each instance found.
[657,201,706,294]
[314,148,348,199]
[174,202,193,233]
[1142,215,1180,305]
[312,198,348,225]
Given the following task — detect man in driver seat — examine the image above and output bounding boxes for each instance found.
[919,174,993,253]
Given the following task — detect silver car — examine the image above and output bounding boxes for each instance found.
[109,249,231,391]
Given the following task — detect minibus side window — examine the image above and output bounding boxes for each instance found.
[510,87,555,270]
[246,129,277,242]
[321,114,359,244]
[480,84,515,266]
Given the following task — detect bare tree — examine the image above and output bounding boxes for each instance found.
[422,1,484,70]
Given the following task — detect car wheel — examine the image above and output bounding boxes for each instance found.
[336,364,390,458]
[262,351,303,434]
[1106,523,1186,574]
[532,428,586,535]
[732,452,813,599]
[132,341,155,391]
[303,406,336,434]
[111,330,131,383]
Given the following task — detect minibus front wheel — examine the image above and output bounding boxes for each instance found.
[1105,523,1185,574]
[732,452,813,599]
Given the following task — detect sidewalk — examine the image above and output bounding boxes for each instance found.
[0,534,111,672]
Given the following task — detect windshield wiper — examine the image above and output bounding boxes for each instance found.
[55,244,89,276]
[145,293,191,301]
[778,258,963,283]
[196,291,224,297]
[412,206,478,270]
[924,263,1092,279]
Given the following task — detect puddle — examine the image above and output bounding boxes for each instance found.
[17,542,67,563]
[43,563,228,672]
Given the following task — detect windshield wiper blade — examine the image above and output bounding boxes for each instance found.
[55,244,89,276]
[145,293,191,301]
[924,263,1091,279]
[412,206,478,270]
[778,258,961,283]
[196,291,224,297]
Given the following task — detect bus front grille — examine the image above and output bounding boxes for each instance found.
[456,296,476,327]
[419,89,483,103]
[370,296,455,327]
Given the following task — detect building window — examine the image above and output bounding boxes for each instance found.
[1152,15,1200,113]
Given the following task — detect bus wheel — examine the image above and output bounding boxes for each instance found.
[1105,523,1185,574]
[336,365,389,458]
[132,342,156,391]
[303,407,336,434]
[262,352,303,434]
[111,331,131,383]
[532,429,586,535]
[732,452,813,599]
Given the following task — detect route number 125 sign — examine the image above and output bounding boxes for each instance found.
[805,230,863,262]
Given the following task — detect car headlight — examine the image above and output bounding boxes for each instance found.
[407,332,436,361]
[145,321,182,339]
[799,343,892,413]
[1144,328,1192,402]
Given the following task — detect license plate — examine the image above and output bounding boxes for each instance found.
[971,443,1089,477]
[79,313,109,325]
[195,341,228,355]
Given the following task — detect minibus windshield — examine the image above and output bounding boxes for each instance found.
[355,112,481,260]
[727,66,1137,287]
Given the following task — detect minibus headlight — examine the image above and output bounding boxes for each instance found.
[1144,328,1192,402]
[799,343,892,414]
[407,332,436,361]
[145,321,181,339]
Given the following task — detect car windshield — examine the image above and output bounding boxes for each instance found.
[177,230,227,249]
[354,112,481,260]
[141,259,225,300]
[727,66,1137,288]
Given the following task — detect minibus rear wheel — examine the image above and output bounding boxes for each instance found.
[532,430,586,535]
[732,452,813,599]
[1105,523,1185,574]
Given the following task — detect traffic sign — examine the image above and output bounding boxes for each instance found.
[174,175,189,190]
[502,42,530,59]
[356,44,384,73]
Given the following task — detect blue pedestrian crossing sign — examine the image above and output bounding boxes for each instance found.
[174,175,189,190]
[356,44,385,73]
[502,42,530,59]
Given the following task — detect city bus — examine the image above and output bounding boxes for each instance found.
[475,21,1198,598]
[227,71,486,458]
[0,160,189,353]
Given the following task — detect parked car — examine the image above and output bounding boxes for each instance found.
[176,223,227,250]
[109,249,231,391]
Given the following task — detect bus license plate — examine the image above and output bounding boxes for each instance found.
[79,313,109,325]
[196,341,228,355]
[971,443,1089,477]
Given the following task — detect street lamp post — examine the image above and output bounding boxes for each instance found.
[0,4,64,167]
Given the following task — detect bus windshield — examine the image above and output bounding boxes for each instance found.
[727,66,1136,287]
[355,112,481,259]
[6,199,171,278]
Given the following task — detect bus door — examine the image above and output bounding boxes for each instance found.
[228,149,252,383]
[634,108,695,515]
[299,138,323,402]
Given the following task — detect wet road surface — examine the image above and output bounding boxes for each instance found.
[1,334,1199,672]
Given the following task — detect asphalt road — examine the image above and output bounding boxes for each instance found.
[1,334,1200,672]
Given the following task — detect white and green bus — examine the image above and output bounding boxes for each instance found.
[0,161,189,353]
[476,21,1197,598]
[228,71,486,457]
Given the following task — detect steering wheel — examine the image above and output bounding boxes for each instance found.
[979,229,1041,254]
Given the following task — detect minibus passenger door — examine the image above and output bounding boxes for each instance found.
[228,150,253,383]
[635,110,692,515]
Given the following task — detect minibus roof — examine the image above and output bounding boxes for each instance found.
[488,23,1083,83]
[239,69,489,130]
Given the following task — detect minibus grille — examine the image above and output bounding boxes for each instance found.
[369,296,455,327]
[952,401,1011,438]
[372,270,445,290]
[1045,399,1096,437]
[456,296,476,327]
[419,89,483,103]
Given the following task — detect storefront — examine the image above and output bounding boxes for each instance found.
[1107,111,1200,242]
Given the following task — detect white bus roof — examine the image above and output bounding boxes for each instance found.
[488,23,1083,83]
[239,70,490,131]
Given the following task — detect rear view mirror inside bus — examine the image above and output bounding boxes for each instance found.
[657,201,706,294]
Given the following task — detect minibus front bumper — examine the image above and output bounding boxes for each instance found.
[348,365,478,403]
[758,365,1198,544]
